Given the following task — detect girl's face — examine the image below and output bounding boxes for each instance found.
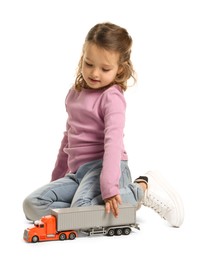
[81,43,121,89]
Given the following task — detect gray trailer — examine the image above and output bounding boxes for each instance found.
[51,203,139,236]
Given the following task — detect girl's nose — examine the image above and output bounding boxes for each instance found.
[91,68,99,78]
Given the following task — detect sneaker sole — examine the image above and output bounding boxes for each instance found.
[145,171,184,227]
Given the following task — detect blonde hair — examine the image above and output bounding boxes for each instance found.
[75,22,136,91]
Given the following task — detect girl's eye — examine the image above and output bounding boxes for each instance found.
[102,68,110,72]
[85,62,93,67]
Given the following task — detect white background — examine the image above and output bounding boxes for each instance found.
[0,0,206,258]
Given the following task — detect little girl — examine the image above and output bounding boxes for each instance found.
[23,22,184,227]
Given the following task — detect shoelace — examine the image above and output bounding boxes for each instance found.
[143,192,171,219]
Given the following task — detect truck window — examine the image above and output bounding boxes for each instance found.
[34,223,44,228]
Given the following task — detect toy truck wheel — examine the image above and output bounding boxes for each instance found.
[32,235,39,243]
[115,228,123,236]
[59,233,67,240]
[123,227,131,235]
[69,232,76,240]
[107,229,115,236]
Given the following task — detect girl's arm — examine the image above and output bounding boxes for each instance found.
[51,88,72,181]
[100,87,126,200]
[50,130,69,181]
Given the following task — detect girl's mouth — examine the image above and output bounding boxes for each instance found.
[89,77,100,83]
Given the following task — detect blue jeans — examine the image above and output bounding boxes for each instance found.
[23,159,144,221]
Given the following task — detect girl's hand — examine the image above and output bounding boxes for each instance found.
[104,194,122,218]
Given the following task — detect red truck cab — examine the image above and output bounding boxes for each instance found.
[23,215,77,243]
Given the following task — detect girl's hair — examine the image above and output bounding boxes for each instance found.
[75,22,136,91]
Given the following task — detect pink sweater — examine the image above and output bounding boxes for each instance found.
[51,85,128,199]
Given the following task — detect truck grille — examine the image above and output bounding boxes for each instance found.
[23,229,29,240]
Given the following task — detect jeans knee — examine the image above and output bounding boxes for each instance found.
[23,196,33,221]
[22,195,43,221]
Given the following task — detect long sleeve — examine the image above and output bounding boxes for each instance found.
[51,90,71,181]
[99,88,127,199]
[50,130,69,181]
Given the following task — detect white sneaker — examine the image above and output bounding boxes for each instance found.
[142,171,184,227]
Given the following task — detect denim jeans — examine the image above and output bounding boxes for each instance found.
[23,159,144,221]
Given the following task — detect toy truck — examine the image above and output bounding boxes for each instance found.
[23,204,139,243]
